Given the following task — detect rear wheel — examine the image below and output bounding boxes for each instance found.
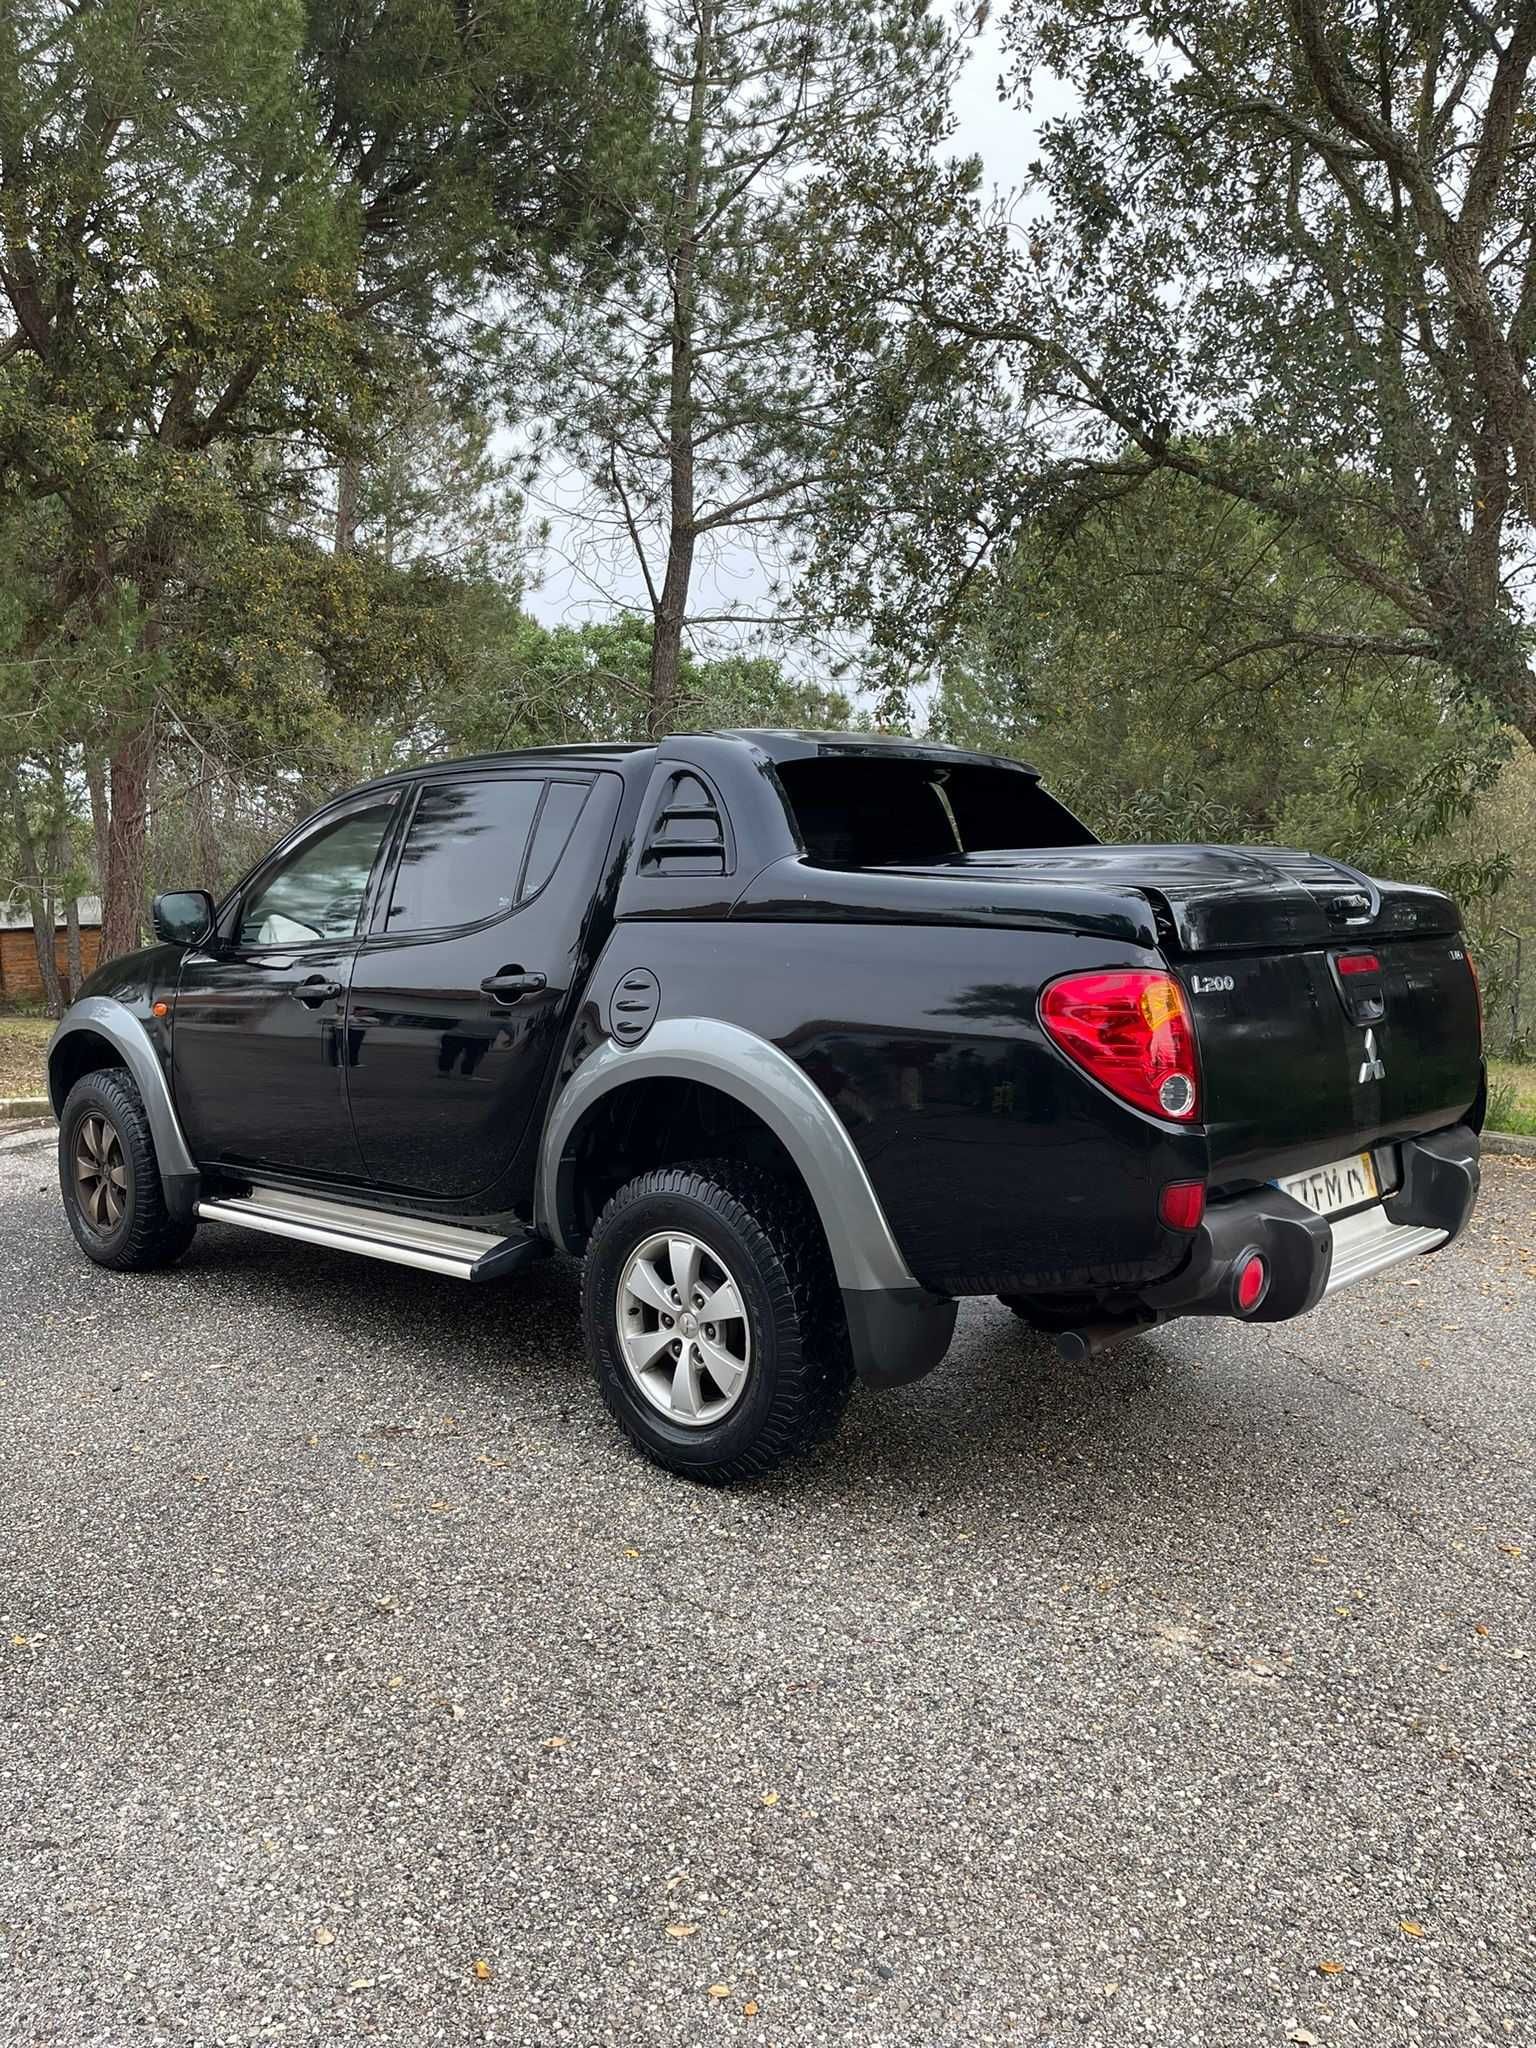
[582,1161,854,1483]
[58,1069,197,1272]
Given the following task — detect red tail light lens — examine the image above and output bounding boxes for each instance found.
[1158,1180,1207,1231]
[1337,951,1381,976]
[1039,970,1200,1122]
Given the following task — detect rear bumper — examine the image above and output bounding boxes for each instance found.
[1144,1123,1480,1326]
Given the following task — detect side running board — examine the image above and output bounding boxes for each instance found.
[195,1187,546,1282]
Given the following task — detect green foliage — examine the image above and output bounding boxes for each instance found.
[0,0,656,940]
[423,614,851,755]
[523,0,955,728]
[933,467,1513,914]
[791,0,1536,738]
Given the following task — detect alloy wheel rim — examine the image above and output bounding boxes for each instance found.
[616,1230,751,1428]
[74,1111,127,1234]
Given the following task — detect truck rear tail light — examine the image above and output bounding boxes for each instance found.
[1235,1252,1268,1314]
[1158,1180,1206,1231]
[1337,951,1380,976]
[1039,969,1200,1122]
[1465,948,1483,1046]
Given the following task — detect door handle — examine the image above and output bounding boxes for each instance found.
[480,967,547,1005]
[291,975,342,1006]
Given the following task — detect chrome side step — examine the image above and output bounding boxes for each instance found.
[196,1187,545,1282]
[1324,1205,1447,1296]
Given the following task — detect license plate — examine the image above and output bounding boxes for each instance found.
[1274,1151,1380,1217]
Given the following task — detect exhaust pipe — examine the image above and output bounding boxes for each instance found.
[1054,1313,1156,1363]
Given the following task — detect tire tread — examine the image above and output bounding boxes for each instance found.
[59,1068,197,1272]
[583,1159,853,1483]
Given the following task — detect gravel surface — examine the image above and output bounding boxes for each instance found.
[1,1131,1532,2047]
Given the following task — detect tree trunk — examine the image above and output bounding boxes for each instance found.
[25,893,63,1015]
[100,723,152,962]
[64,895,83,999]
[649,545,694,739]
[7,775,64,1015]
[646,0,713,739]
[336,453,361,554]
[84,747,110,895]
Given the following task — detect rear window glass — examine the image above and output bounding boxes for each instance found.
[774,757,1094,866]
[521,781,590,899]
[385,779,541,933]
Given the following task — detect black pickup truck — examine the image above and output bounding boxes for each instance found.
[47,730,1483,1480]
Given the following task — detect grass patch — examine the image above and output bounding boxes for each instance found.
[1485,1059,1536,1137]
[0,1013,53,1102]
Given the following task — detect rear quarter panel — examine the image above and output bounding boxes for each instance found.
[577,921,1207,1297]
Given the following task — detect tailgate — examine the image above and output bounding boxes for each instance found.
[928,840,1481,1179]
[858,838,1482,1176]
[1184,935,1482,1182]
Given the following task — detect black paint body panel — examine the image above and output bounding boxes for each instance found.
[582,920,1207,1297]
[75,728,1483,1306]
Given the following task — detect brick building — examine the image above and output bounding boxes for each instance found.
[0,896,102,1004]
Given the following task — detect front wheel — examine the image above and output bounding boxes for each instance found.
[58,1068,197,1272]
[581,1162,854,1483]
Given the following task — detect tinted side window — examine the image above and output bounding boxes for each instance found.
[521,781,591,900]
[240,805,394,946]
[385,779,542,934]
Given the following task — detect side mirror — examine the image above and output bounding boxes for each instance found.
[151,889,216,946]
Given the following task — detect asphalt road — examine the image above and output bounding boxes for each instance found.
[1,1127,1532,2048]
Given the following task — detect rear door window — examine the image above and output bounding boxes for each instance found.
[384,778,543,935]
[521,781,591,900]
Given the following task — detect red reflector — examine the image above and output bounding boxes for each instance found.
[1038,970,1200,1122]
[1158,1181,1206,1231]
[1235,1254,1268,1313]
[1465,948,1483,1045]
[1337,952,1381,976]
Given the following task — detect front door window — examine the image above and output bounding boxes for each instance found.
[240,806,395,947]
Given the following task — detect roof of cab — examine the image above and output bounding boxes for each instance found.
[344,728,1039,797]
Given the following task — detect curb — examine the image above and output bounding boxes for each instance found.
[1482,1130,1536,1159]
[0,1095,50,1118]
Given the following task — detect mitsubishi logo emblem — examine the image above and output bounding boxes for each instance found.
[1357,1026,1386,1084]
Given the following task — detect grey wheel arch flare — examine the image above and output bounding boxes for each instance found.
[538,1018,957,1388]
[48,996,200,1218]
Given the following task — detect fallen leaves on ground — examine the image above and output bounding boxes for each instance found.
[707,1984,730,1999]
[759,1790,779,1807]
[666,1925,699,1938]
[1400,1920,1426,1938]
[1316,1959,1343,1975]
[473,1959,494,1982]
[313,1927,335,1947]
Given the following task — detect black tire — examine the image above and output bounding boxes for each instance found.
[581,1161,854,1483]
[58,1068,197,1272]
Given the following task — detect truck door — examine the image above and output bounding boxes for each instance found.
[343,772,616,1200]
[172,795,400,1176]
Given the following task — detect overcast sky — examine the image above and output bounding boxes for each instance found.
[521,22,1070,639]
